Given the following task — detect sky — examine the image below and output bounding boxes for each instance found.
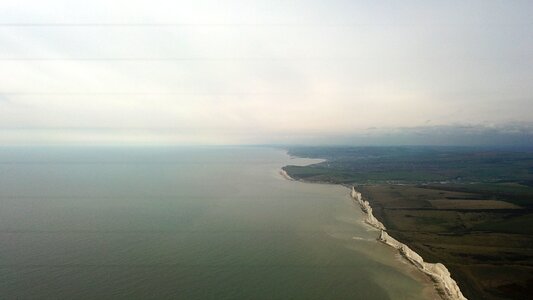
[0,0,532,146]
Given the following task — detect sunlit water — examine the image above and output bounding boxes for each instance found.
[0,147,436,299]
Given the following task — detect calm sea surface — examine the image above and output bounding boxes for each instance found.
[0,147,435,299]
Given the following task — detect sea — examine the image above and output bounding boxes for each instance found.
[0,146,437,299]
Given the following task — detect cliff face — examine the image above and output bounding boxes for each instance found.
[378,231,467,300]
[279,169,294,181]
[351,187,386,230]
[351,187,467,300]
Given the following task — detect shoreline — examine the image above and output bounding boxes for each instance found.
[351,186,467,300]
[278,163,467,300]
[279,169,294,181]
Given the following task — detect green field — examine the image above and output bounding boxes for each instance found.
[283,146,533,300]
[284,146,533,184]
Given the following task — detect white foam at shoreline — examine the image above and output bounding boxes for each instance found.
[351,187,467,300]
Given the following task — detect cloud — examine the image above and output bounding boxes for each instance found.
[0,94,11,104]
[0,1,532,145]
[293,122,533,146]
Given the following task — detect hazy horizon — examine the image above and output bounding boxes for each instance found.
[1,0,532,146]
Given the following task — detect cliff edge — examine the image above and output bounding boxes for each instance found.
[351,187,467,300]
[351,187,385,230]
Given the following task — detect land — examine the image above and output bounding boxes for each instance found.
[282,146,533,300]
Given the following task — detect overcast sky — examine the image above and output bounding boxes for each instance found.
[1,0,532,145]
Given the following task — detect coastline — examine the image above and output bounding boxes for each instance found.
[279,163,467,300]
[279,169,294,181]
[350,187,467,300]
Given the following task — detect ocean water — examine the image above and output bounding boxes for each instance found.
[0,147,435,299]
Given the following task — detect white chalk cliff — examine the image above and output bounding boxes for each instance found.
[351,187,467,300]
[279,169,294,181]
[351,187,385,230]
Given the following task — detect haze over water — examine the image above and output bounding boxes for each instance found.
[0,147,435,299]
